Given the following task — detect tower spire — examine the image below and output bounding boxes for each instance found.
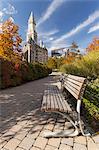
[28,12,33,23]
[28,12,36,25]
[33,12,35,22]
[27,12,37,43]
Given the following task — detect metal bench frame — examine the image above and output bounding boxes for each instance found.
[41,74,90,137]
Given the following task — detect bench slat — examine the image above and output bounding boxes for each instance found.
[64,80,82,93]
[64,78,83,88]
[58,92,72,112]
[62,75,86,100]
[50,90,55,111]
[64,81,81,96]
[64,82,80,95]
[47,90,52,110]
[63,83,80,99]
[54,89,64,112]
[56,89,69,112]
[42,90,48,111]
[65,74,85,83]
[53,89,60,111]
[41,86,71,113]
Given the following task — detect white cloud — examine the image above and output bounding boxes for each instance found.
[0,3,17,22]
[88,23,99,33]
[37,0,65,27]
[51,10,99,46]
[43,37,55,43]
[38,28,59,45]
[39,29,59,38]
[49,37,54,41]
[49,43,70,51]
[3,3,17,15]
[38,29,59,43]
[0,23,2,32]
[0,11,4,21]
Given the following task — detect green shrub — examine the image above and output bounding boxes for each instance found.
[82,98,99,121]
[60,51,99,79]
[82,79,99,130]
[84,79,99,107]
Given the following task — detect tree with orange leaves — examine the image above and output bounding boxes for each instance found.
[86,37,99,52]
[0,18,22,62]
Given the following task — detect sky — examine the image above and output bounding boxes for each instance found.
[0,0,99,54]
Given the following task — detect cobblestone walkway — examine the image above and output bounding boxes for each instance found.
[0,73,99,150]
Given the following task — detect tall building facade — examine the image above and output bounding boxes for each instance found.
[23,12,48,63]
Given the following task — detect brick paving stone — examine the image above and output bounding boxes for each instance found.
[15,131,27,140]
[39,129,52,137]
[44,123,54,131]
[54,123,64,130]
[34,137,48,149]
[64,122,72,129]
[48,138,61,148]
[21,127,31,132]
[0,139,7,149]
[39,120,47,125]
[16,147,25,150]
[87,137,98,150]
[30,146,41,150]
[59,144,72,150]
[9,125,22,133]
[92,135,99,143]
[74,136,86,145]
[73,143,87,150]
[96,144,99,149]
[32,124,43,132]
[19,137,35,150]
[53,129,63,133]
[2,130,15,139]
[61,137,73,146]
[57,118,66,123]
[4,138,20,150]
[45,144,58,150]
[47,118,56,124]
[26,120,34,125]
[27,131,40,139]
[25,124,34,128]
[17,120,28,126]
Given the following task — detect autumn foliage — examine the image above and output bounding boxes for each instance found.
[86,37,99,52]
[0,18,22,62]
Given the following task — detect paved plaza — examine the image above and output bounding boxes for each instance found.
[0,73,99,150]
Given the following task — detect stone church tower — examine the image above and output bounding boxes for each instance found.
[23,12,48,63]
[27,12,37,43]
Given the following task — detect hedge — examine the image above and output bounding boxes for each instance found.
[0,58,52,89]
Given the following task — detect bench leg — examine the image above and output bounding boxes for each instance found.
[77,112,91,137]
[43,111,79,138]
[76,100,91,136]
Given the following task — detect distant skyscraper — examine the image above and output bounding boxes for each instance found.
[23,12,48,63]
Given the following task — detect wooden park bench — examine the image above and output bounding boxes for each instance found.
[41,74,90,137]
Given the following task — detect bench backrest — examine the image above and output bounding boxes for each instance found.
[62,74,87,100]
